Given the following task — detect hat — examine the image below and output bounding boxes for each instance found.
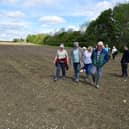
[82,47,86,50]
[60,44,64,48]
[97,41,104,46]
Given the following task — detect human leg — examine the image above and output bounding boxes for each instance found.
[54,63,61,80]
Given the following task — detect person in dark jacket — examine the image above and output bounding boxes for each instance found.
[121,46,129,77]
[91,41,109,88]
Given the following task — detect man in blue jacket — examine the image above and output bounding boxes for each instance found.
[91,41,109,88]
[121,46,129,77]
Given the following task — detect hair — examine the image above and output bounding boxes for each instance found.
[88,46,92,50]
[73,42,79,47]
[124,46,128,50]
[97,41,104,46]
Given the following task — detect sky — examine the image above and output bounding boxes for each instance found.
[0,0,129,41]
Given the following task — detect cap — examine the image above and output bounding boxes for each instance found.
[60,44,64,48]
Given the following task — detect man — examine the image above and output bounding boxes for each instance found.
[71,42,82,82]
[91,41,109,88]
[121,46,129,77]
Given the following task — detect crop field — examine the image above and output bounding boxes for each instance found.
[0,44,128,129]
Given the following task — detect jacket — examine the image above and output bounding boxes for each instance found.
[121,50,129,64]
[92,48,109,67]
[71,47,83,64]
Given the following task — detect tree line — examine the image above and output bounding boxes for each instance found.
[26,3,129,50]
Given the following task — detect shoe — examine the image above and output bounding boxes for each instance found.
[96,85,100,89]
[75,79,79,82]
[54,77,58,81]
[62,77,66,80]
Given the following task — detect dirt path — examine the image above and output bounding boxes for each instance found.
[0,45,128,129]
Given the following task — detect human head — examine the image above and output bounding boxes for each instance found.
[113,46,116,49]
[74,42,79,48]
[97,41,104,51]
[59,43,64,50]
[124,46,128,50]
[88,46,92,52]
[106,44,108,48]
[82,46,87,51]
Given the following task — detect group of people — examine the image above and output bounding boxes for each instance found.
[53,41,129,89]
[102,44,118,60]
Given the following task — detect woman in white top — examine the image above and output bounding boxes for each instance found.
[54,44,69,81]
[112,46,118,60]
[83,46,93,80]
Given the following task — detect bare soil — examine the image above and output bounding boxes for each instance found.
[0,44,128,129]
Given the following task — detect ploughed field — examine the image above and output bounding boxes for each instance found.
[0,44,128,129]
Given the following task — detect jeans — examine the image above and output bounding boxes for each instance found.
[91,66,103,85]
[121,63,128,77]
[84,64,92,77]
[73,63,80,80]
[55,63,66,79]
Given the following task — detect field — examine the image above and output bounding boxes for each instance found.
[0,44,128,129]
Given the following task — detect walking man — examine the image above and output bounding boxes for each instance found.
[121,46,129,77]
[91,41,109,88]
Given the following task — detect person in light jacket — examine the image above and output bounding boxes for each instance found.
[71,42,82,82]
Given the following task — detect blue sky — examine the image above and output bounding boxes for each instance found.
[0,0,128,40]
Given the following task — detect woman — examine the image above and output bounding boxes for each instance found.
[54,44,69,81]
[83,46,93,82]
[71,42,82,82]
[112,46,118,60]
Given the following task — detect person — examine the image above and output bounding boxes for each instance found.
[71,42,82,82]
[91,41,109,88]
[83,46,93,82]
[105,44,110,53]
[80,47,87,73]
[54,44,69,81]
[82,46,87,51]
[105,44,111,57]
[120,46,129,77]
[112,46,118,60]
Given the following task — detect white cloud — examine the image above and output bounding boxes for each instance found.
[67,25,79,31]
[0,30,26,41]
[24,0,60,7]
[0,10,25,20]
[0,21,27,29]
[71,0,113,20]
[6,11,25,18]
[0,0,16,4]
[0,20,29,40]
[39,16,66,25]
[90,1,113,20]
